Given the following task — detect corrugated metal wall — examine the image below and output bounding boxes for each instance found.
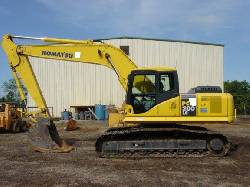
[28,39,223,117]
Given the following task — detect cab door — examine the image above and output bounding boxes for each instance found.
[156,72,180,116]
[127,72,157,114]
[126,70,180,116]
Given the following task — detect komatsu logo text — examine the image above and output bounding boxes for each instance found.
[41,51,73,59]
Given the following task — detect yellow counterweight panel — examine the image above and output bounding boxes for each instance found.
[227,93,235,120]
[196,93,228,117]
[196,93,233,122]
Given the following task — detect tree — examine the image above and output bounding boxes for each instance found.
[1,78,27,104]
[224,80,250,114]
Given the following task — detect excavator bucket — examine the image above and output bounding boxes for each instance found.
[28,118,73,153]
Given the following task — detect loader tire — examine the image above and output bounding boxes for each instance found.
[11,121,20,133]
[20,121,28,132]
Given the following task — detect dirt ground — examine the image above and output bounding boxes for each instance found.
[0,119,250,187]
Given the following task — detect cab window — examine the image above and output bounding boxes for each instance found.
[160,74,175,93]
[132,74,156,94]
[131,74,156,113]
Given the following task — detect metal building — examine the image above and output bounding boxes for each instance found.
[28,37,224,117]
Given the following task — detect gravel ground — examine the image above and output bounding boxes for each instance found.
[0,120,250,187]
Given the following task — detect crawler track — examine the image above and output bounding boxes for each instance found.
[95,124,231,158]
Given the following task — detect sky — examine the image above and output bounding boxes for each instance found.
[0,0,249,96]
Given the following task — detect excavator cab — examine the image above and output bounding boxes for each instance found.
[126,69,179,114]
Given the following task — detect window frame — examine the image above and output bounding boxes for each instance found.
[120,46,129,56]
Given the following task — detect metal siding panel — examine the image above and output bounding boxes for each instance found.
[28,57,122,117]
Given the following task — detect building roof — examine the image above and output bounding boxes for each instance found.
[99,36,224,47]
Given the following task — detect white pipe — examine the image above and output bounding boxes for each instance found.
[12,35,44,40]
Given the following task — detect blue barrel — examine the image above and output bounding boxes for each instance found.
[62,111,70,120]
[104,105,108,120]
[104,105,109,120]
[95,104,105,120]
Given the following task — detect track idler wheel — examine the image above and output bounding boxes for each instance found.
[28,118,73,153]
[207,137,231,156]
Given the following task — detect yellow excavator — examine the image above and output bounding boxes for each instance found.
[1,34,234,157]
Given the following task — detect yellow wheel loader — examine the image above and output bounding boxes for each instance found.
[0,102,28,132]
[1,34,234,157]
